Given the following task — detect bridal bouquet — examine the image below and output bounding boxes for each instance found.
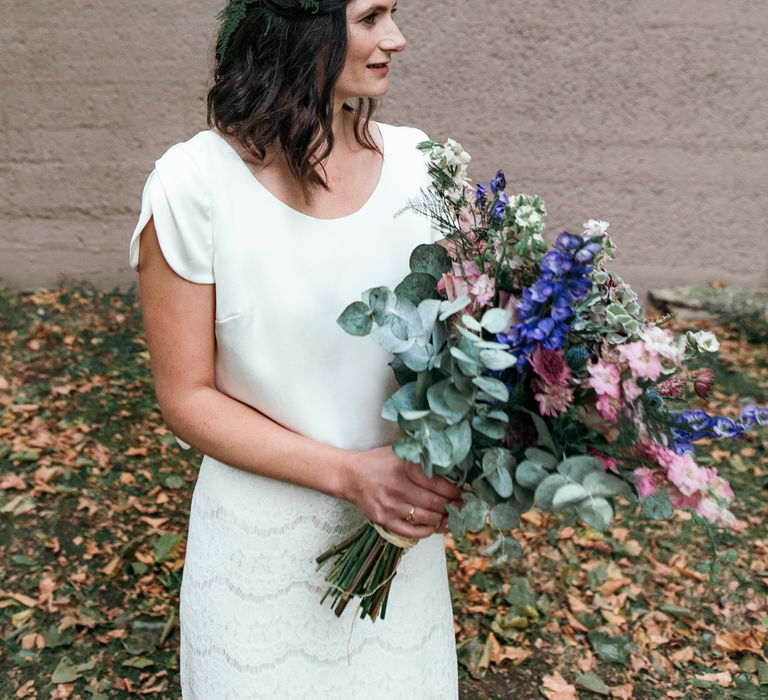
[314,137,766,621]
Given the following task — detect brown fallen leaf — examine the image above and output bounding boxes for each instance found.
[493,645,532,666]
[541,671,578,700]
[670,646,695,665]
[714,631,767,660]
[124,446,148,457]
[694,671,733,687]
[0,473,27,491]
[609,684,633,699]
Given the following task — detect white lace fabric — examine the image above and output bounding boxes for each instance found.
[179,457,459,699]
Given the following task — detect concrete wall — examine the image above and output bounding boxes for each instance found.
[2,0,767,299]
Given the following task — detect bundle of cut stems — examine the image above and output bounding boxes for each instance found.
[315,523,410,621]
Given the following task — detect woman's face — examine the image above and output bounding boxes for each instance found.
[335,0,406,101]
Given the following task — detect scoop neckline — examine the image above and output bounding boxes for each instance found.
[205,122,389,223]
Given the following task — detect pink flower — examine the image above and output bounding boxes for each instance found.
[622,377,642,402]
[590,451,620,474]
[693,368,715,401]
[618,341,662,381]
[497,290,520,326]
[457,205,477,235]
[437,271,470,302]
[596,394,621,422]
[470,273,495,308]
[531,347,571,387]
[588,360,622,398]
[534,382,573,417]
[435,237,457,258]
[578,403,620,442]
[666,452,710,497]
[633,467,658,497]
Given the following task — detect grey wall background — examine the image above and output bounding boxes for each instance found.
[2,0,767,299]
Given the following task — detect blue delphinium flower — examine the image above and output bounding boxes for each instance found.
[489,170,507,195]
[491,192,509,223]
[475,182,488,206]
[496,231,602,367]
[671,405,765,453]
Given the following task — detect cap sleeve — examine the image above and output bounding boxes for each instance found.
[129,143,214,284]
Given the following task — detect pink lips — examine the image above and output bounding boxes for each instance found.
[367,64,389,75]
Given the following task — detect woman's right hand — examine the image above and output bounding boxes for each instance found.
[343,446,464,540]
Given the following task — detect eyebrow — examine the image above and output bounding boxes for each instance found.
[360,2,397,13]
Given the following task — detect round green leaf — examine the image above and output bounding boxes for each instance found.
[337,302,372,336]
[552,483,590,509]
[576,497,614,532]
[534,473,567,512]
[515,460,549,489]
[409,243,452,280]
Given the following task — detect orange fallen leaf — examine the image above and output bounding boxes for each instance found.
[140,516,169,529]
[493,645,532,666]
[541,670,578,700]
[610,684,633,699]
[714,630,766,660]
[694,671,732,687]
[670,646,695,665]
[0,473,27,491]
[124,446,148,457]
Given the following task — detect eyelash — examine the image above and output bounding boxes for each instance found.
[363,8,397,25]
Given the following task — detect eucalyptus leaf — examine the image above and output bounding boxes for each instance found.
[583,471,632,499]
[417,298,442,336]
[471,416,507,440]
[524,447,558,470]
[462,498,489,532]
[395,272,438,305]
[439,295,472,321]
[461,314,482,332]
[392,435,421,464]
[409,243,452,281]
[640,489,674,520]
[371,322,415,354]
[337,302,372,336]
[557,455,604,482]
[446,503,466,538]
[479,349,517,371]
[482,447,515,474]
[450,346,480,376]
[515,460,549,489]
[552,483,590,509]
[427,379,468,424]
[424,428,454,467]
[367,286,396,325]
[489,503,521,530]
[472,376,509,402]
[400,341,432,372]
[381,382,419,421]
[446,420,472,464]
[487,465,514,498]
[534,473,567,512]
[480,307,512,334]
[576,496,614,531]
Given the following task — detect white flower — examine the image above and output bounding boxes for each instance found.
[688,330,720,353]
[641,325,686,365]
[583,219,610,236]
[444,139,471,166]
[514,205,541,229]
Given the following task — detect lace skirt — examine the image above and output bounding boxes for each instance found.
[179,455,459,699]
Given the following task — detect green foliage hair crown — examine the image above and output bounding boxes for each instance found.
[216,0,321,59]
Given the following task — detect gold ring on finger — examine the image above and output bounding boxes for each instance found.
[406,504,416,523]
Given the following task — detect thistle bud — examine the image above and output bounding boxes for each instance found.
[694,368,715,401]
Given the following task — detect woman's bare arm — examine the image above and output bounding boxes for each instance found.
[137,217,461,537]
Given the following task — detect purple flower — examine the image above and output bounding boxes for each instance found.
[475,182,488,206]
[489,170,507,195]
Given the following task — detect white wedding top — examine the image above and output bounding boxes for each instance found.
[129,122,458,699]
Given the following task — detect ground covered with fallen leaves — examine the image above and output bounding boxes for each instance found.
[0,284,766,699]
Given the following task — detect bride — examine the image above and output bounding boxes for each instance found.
[129,0,462,696]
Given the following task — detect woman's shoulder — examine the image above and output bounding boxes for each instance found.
[375,120,431,146]
[151,130,223,177]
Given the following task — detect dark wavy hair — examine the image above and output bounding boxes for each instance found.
[207,0,381,205]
